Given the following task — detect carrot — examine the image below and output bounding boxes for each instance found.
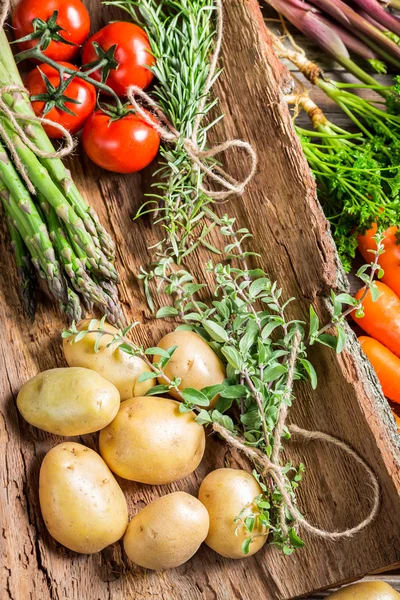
[358,223,400,298]
[352,281,400,358]
[359,336,400,404]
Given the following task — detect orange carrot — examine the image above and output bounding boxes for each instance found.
[352,281,400,358]
[359,336,400,404]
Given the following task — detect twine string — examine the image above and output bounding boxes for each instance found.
[213,332,380,541]
[0,85,75,193]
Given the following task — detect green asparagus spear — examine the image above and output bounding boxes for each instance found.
[0,35,115,260]
[0,116,118,281]
[0,145,68,302]
[0,179,37,319]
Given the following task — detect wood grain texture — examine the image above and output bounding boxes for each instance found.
[1,0,400,599]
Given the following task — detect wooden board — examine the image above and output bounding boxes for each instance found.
[2,0,400,599]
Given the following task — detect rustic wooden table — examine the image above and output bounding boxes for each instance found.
[1,1,400,599]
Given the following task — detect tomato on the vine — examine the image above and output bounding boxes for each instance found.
[25,62,96,138]
[82,108,160,174]
[81,22,155,97]
[12,0,90,62]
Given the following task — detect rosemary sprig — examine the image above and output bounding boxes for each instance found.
[104,0,222,263]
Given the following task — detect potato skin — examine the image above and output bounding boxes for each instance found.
[99,396,205,484]
[17,367,120,436]
[198,468,267,559]
[63,319,156,400]
[39,442,128,554]
[155,330,225,408]
[327,582,400,599]
[124,492,209,570]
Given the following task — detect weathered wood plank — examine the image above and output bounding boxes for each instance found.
[1,0,400,599]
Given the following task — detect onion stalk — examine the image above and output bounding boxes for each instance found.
[351,0,400,37]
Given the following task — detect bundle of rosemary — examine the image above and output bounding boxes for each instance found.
[0,28,122,324]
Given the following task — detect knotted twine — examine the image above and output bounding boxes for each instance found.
[0,0,381,541]
[213,332,380,541]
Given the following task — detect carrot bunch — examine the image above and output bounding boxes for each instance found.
[354,226,400,430]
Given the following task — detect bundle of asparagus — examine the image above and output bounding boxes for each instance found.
[0,29,123,325]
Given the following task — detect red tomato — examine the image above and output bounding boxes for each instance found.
[12,0,90,62]
[82,108,160,174]
[81,22,154,97]
[24,62,96,138]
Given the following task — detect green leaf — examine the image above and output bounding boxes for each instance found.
[179,403,193,413]
[216,396,233,413]
[145,384,170,396]
[261,321,282,340]
[309,306,319,338]
[211,410,235,432]
[201,384,226,399]
[245,515,255,533]
[137,371,157,383]
[203,320,229,343]
[74,330,87,343]
[195,409,212,426]
[221,346,243,370]
[316,334,337,350]
[182,388,210,407]
[335,293,357,306]
[145,347,170,358]
[288,528,305,549]
[220,384,248,399]
[283,545,294,555]
[239,321,258,354]
[156,306,179,318]
[241,537,252,555]
[336,326,347,354]
[263,364,287,382]
[370,282,381,302]
[299,358,317,390]
[249,277,270,297]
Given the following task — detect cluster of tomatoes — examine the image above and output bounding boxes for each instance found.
[13,0,161,173]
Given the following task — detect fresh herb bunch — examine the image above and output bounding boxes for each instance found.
[64,223,385,555]
[287,93,400,271]
[104,0,222,263]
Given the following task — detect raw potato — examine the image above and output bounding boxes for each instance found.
[123,491,209,570]
[63,319,156,400]
[198,468,268,559]
[155,330,226,408]
[328,581,400,600]
[99,396,205,484]
[17,367,120,436]
[39,442,128,554]
[327,582,400,599]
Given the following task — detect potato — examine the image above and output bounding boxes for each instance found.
[155,330,226,408]
[17,367,120,436]
[198,468,268,559]
[327,582,400,599]
[39,442,128,554]
[123,491,209,569]
[99,396,205,484]
[63,319,156,400]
